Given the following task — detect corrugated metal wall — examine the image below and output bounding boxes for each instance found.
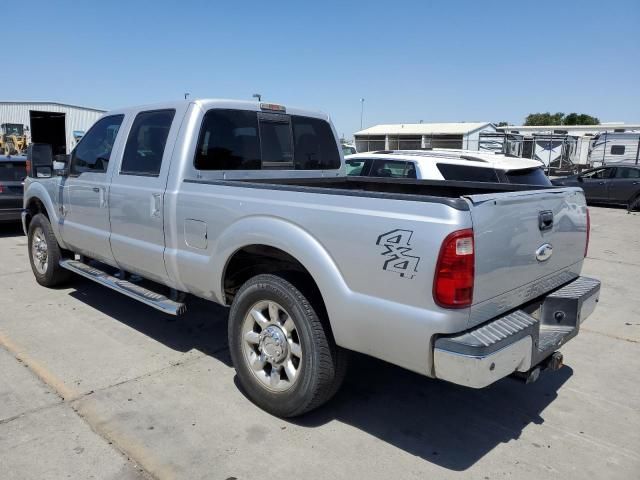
[0,102,105,153]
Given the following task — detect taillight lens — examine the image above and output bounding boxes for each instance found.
[25,159,32,177]
[0,184,4,193]
[584,208,590,258]
[434,228,475,308]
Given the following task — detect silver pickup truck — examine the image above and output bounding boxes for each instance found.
[22,99,600,417]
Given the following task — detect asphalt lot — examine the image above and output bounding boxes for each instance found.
[0,206,638,480]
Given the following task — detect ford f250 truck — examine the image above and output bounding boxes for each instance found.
[22,99,600,417]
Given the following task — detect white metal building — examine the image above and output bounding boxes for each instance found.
[353,122,497,152]
[0,101,106,154]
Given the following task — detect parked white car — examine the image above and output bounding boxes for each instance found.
[346,149,551,185]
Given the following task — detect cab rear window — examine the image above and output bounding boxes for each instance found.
[194,110,340,171]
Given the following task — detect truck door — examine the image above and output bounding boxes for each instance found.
[108,109,178,284]
[61,114,125,264]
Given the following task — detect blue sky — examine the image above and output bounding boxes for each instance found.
[3,0,639,138]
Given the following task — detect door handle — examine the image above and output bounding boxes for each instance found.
[151,193,161,218]
[598,182,605,185]
[92,187,100,192]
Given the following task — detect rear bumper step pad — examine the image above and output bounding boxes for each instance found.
[433,276,600,388]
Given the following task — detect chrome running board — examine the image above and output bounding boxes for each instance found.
[59,259,186,316]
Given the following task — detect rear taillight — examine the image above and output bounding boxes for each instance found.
[434,228,474,309]
[25,159,32,177]
[0,184,3,193]
[585,208,590,258]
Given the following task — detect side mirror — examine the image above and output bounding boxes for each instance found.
[53,154,70,176]
[577,175,583,183]
[27,143,53,178]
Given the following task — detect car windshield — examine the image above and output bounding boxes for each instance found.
[342,146,356,155]
[505,167,551,185]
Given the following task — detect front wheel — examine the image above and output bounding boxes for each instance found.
[228,274,348,417]
[27,214,71,287]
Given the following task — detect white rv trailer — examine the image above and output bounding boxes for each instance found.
[589,131,640,167]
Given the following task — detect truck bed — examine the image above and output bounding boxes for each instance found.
[186,176,556,210]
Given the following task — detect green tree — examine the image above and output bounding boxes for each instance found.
[524,112,600,126]
[563,113,600,125]
[495,121,509,127]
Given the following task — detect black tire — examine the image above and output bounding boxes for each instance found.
[628,194,640,212]
[228,273,348,417]
[27,213,71,287]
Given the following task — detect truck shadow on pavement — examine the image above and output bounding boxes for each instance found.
[0,223,24,238]
[295,354,572,470]
[67,279,234,364]
[67,277,571,471]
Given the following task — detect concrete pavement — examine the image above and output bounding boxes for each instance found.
[0,207,638,479]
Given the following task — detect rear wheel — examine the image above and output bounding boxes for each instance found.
[228,274,348,417]
[27,214,71,287]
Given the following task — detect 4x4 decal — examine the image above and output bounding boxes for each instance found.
[376,229,420,279]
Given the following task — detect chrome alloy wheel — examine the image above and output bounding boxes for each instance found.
[241,300,303,392]
[31,227,48,275]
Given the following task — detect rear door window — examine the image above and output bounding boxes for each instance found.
[346,159,369,176]
[0,161,27,181]
[614,167,640,179]
[504,167,551,185]
[121,109,175,176]
[437,163,499,182]
[370,159,416,178]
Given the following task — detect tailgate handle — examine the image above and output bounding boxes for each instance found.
[539,210,554,231]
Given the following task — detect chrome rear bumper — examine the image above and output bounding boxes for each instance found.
[433,276,600,388]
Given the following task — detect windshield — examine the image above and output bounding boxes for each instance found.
[342,145,356,155]
[2,124,24,136]
[505,167,551,185]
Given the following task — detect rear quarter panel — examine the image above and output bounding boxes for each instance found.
[168,182,472,375]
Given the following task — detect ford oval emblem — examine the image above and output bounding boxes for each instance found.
[535,243,553,262]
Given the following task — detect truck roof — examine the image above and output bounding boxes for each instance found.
[106,98,330,122]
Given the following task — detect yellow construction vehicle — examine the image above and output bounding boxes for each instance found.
[0,123,28,155]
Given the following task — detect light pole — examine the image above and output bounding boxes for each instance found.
[253,93,262,102]
[360,98,365,129]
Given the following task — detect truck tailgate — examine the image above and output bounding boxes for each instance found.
[466,187,588,325]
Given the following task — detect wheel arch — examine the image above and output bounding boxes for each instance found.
[24,196,49,231]
[215,216,351,341]
[23,184,67,248]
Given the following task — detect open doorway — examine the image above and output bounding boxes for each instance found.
[29,110,67,155]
